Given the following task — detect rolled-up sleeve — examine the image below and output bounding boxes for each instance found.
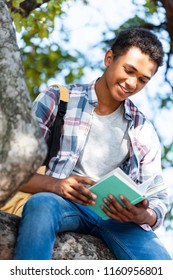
[32,86,60,141]
[136,121,168,230]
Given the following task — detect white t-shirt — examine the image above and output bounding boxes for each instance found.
[73,104,130,181]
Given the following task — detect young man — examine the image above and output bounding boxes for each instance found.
[14,28,171,260]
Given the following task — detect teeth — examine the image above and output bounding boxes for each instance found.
[119,84,132,94]
[120,86,130,93]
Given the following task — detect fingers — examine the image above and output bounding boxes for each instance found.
[140,199,149,209]
[118,195,136,212]
[101,194,136,221]
[58,177,97,206]
[71,183,97,204]
[67,175,97,204]
[102,195,150,224]
[65,193,95,206]
[73,175,96,186]
[107,194,135,213]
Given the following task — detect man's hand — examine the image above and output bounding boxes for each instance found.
[100,194,157,227]
[21,173,97,206]
[51,175,97,205]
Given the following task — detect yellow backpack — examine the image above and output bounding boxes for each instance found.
[0,85,69,217]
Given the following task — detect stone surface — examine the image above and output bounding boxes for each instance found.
[0,211,115,260]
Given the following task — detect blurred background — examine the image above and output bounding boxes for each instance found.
[8,0,173,256]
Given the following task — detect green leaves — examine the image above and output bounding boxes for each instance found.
[8,0,63,36]
[7,0,85,99]
[10,0,23,9]
[143,0,158,15]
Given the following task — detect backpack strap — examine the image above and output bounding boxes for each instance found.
[57,85,69,103]
[43,85,69,167]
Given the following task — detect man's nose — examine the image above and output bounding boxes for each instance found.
[126,77,137,90]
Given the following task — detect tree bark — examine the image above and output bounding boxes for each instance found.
[0,0,47,207]
[161,0,173,42]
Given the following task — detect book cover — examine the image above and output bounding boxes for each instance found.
[87,168,166,220]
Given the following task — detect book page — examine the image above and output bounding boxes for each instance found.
[146,183,166,197]
[115,169,165,196]
[140,175,164,195]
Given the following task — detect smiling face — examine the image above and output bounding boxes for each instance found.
[99,47,157,107]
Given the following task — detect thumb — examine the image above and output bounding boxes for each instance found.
[142,199,149,209]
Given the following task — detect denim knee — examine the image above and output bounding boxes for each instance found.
[24,192,62,212]
[22,192,66,232]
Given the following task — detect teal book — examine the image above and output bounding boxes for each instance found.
[87,167,166,220]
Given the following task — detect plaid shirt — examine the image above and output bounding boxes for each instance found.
[32,80,168,231]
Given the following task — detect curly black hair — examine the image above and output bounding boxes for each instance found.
[111,28,164,70]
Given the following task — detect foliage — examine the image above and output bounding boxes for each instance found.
[7,0,87,99]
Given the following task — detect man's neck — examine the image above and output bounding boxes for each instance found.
[95,76,123,115]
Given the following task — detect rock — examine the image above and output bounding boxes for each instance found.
[0,211,20,260]
[0,211,115,260]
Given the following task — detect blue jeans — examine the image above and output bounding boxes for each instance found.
[14,192,172,260]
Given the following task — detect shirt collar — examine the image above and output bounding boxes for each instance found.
[124,99,133,121]
[87,79,135,121]
[87,79,98,106]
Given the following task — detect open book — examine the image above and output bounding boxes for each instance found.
[87,167,167,220]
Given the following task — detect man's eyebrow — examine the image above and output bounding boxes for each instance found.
[126,64,151,80]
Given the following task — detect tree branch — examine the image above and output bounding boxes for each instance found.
[6,0,50,17]
[160,0,173,42]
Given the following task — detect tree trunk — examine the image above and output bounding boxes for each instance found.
[0,0,47,207]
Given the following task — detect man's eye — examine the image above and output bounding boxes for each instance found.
[139,78,147,84]
[125,68,133,74]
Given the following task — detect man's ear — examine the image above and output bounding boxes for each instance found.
[104,50,114,67]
